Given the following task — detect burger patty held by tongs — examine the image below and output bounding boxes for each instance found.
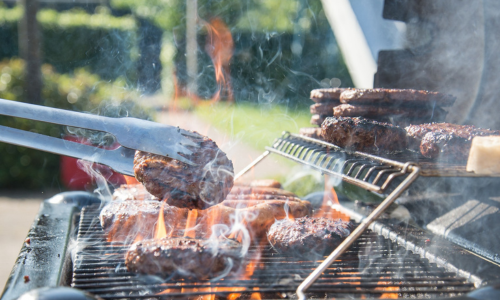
[133,131,234,210]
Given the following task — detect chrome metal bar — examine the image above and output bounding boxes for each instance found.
[0,98,198,165]
[234,150,271,180]
[289,133,407,169]
[266,147,382,192]
[296,163,420,300]
[0,124,135,176]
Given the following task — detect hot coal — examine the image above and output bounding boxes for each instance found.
[125,238,242,280]
[133,131,234,210]
[405,123,500,160]
[321,116,408,153]
[267,217,353,259]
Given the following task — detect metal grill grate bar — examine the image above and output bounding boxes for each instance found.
[71,207,475,299]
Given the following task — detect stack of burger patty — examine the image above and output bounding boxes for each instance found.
[300,88,500,161]
[309,88,455,127]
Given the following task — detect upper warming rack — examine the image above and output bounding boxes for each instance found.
[237,132,419,195]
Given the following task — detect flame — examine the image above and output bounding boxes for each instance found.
[313,175,350,221]
[124,176,139,185]
[184,209,199,238]
[133,233,143,244]
[375,277,399,299]
[204,17,234,103]
[154,201,168,239]
[250,287,261,300]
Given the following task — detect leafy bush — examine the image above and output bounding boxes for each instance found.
[0,58,149,190]
[0,6,138,82]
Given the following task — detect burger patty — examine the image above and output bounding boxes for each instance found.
[310,88,346,103]
[112,184,158,201]
[100,198,312,242]
[340,88,456,107]
[310,114,327,126]
[406,123,500,160]
[100,201,188,242]
[310,103,339,115]
[333,104,447,121]
[133,131,234,210]
[321,116,408,153]
[125,238,242,280]
[299,127,323,139]
[267,217,353,257]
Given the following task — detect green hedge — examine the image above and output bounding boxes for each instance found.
[0,7,138,82]
[0,58,149,190]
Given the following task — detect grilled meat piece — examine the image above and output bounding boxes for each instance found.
[133,131,234,210]
[299,127,323,139]
[100,198,312,242]
[227,186,297,199]
[267,217,353,258]
[310,103,339,115]
[405,123,500,160]
[100,201,188,242]
[112,184,158,201]
[198,199,312,241]
[249,179,282,189]
[310,88,346,103]
[321,117,408,153]
[310,114,327,126]
[333,103,447,121]
[125,238,242,280]
[340,88,456,107]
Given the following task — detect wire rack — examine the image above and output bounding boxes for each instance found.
[235,132,421,299]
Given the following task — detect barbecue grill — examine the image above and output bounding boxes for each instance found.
[2,133,500,300]
[3,1,500,299]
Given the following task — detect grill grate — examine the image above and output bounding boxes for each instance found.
[71,206,475,299]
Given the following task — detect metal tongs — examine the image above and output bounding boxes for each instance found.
[0,98,200,176]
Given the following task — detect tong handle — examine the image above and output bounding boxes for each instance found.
[0,98,112,133]
[0,124,135,176]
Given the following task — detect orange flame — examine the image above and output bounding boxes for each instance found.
[375,277,399,299]
[154,201,168,239]
[124,175,139,185]
[204,17,234,104]
[171,16,233,112]
[313,175,350,221]
[184,209,199,238]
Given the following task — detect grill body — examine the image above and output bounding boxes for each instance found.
[2,190,500,300]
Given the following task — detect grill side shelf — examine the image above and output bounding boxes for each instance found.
[0,192,101,300]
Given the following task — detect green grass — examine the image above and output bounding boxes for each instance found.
[194,102,312,151]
